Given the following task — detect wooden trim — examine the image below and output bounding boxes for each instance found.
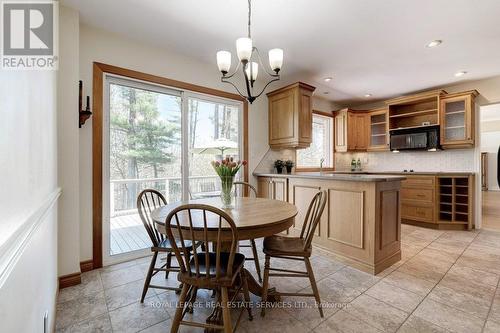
[266,81,316,97]
[92,62,249,269]
[313,110,334,118]
[80,260,94,273]
[385,89,447,105]
[58,272,81,289]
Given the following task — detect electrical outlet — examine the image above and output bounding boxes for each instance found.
[44,311,48,333]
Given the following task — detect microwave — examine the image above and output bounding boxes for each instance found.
[389,125,440,151]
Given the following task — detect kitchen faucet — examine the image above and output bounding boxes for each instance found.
[320,158,325,174]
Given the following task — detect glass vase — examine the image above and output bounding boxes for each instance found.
[220,176,235,208]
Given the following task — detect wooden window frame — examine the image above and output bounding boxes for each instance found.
[92,62,248,268]
[295,110,336,172]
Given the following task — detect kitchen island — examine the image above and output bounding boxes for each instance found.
[254,172,406,275]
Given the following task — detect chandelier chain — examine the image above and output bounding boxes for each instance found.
[247,0,251,38]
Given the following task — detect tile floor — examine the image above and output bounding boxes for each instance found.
[56,224,500,333]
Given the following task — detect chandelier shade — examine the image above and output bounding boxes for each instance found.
[216,0,283,104]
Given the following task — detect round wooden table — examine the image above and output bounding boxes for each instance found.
[151,197,297,330]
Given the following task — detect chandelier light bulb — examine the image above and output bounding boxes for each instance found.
[236,37,253,62]
[216,51,231,74]
[269,48,283,72]
[245,62,259,81]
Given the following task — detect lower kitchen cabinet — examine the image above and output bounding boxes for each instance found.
[256,177,288,201]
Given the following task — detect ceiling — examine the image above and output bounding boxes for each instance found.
[62,0,500,105]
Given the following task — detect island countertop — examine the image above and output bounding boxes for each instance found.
[253,171,406,182]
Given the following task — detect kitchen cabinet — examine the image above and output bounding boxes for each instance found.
[368,108,389,151]
[439,90,478,149]
[257,177,288,201]
[267,82,316,149]
[334,108,369,152]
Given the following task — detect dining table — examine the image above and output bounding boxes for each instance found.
[151,196,298,329]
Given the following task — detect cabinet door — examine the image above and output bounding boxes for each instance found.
[269,90,296,146]
[335,112,348,152]
[272,177,288,202]
[440,95,474,147]
[298,89,313,146]
[347,113,357,150]
[368,109,389,151]
[356,114,369,150]
[257,177,273,199]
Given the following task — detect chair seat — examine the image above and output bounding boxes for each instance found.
[152,238,194,252]
[187,252,245,277]
[263,235,311,257]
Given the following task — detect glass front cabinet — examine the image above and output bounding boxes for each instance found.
[439,90,478,148]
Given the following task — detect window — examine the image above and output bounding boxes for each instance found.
[296,113,334,169]
[103,75,243,262]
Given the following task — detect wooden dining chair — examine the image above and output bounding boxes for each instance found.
[165,204,253,333]
[233,181,262,282]
[136,189,195,302]
[260,190,327,318]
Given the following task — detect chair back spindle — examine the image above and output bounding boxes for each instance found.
[233,181,257,197]
[300,190,327,251]
[165,204,239,282]
[137,189,167,247]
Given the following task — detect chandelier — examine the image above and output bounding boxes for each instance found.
[216,0,283,104]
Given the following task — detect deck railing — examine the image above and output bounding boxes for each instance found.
[110,175,221,217]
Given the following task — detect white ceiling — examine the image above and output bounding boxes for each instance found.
[62,0,500,105]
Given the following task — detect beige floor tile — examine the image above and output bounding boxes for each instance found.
[100,260,137,273]
[104,279,153,311]
[488,292,500,324]
[294,256,345,288]
[428,284,491,320]
[484,319,500,333]
[303,276,362,305]
[401,243,423,261]
[282,296,338,330]
[437,230,478,243]
[413,298,484,333]
[472,231,500,249]
[56,313,112,333]
[396,315,451,333]
[138,319,172,332]
[409,228,444,242]
[417,247,460,263]
[56,291,108,330]
[446,264,499,287]
[439,270,497,300]
[366,280,423,313]
[401,234,432,248]
[427,238,468,255]
[100,264,145,289]
[397,255,452,283]
[239,308,310,333]
[344,294,409,332]
[314,310,382,333]
[57,270,103,304]
[330,266,380,293]
[109,295,169,333]
[383,271,436,296]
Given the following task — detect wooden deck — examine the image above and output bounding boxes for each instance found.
[110,213,151,255]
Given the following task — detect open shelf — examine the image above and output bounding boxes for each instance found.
[438,177,471,225]
[446,110,465,115]
[389,108,437,119]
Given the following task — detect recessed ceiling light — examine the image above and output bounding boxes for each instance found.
[324,77,333,82]
[426,40,442,48]
[454,71,467,77]
[364,94,372,98]
[323,91,329,95]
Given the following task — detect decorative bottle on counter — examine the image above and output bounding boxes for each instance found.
[356,158,362,171]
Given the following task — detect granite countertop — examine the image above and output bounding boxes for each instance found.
[253,172,406,182]
[329,171,475,176]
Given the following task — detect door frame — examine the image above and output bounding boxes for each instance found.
[92,62,248,268]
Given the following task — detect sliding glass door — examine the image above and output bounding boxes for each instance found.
[103,75,242,265]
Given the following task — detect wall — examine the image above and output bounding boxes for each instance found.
[480,103,500,191]
[58,6,81,276]
[0,67,59,331]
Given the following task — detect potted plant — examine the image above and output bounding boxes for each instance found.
[285,160,294,174]
[211,157,247,208]
[274,159,285,174]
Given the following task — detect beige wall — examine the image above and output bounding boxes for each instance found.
[58,6,81,276]
[0,51,59,333]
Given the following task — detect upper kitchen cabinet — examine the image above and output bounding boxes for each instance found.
[334,108,369,152]
[368,108,389,151]
[439,90,478,148]
[387,89,445,130]
[267,82,316,149]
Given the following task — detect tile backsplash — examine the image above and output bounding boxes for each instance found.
[254,148,296,173]
[335,150,477,172]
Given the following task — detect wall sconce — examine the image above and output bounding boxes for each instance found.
[79,80,92,128]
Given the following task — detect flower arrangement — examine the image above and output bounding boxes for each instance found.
[285,160,294,173]
[211,156,247,177]
[211,156,247,208]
